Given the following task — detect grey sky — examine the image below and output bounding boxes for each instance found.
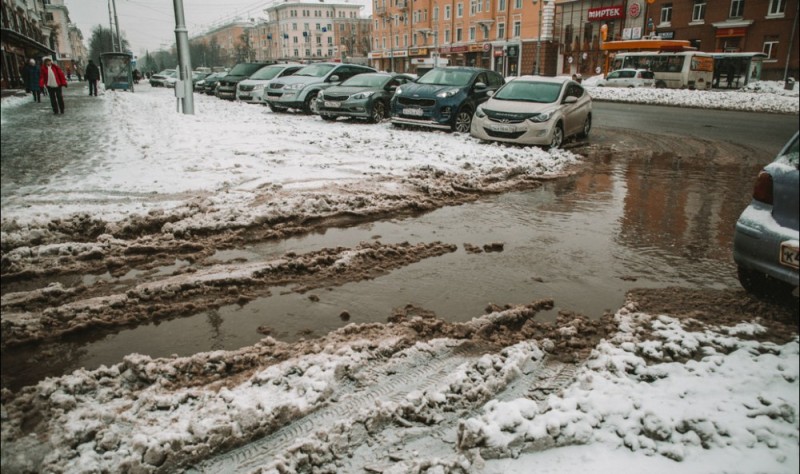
[67,0,371,56]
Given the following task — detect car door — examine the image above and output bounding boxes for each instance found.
[472,72,494,105]
[604,71,620,86]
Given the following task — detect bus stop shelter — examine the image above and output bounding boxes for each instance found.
[99,52,134,92]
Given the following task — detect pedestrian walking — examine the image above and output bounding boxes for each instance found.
[85,59,101,96]
[39,56,68,114]
[22,59,42,102]
[75,65,83,82]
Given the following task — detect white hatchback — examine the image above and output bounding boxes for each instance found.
[597,69,655,88]
[236,63,303,103]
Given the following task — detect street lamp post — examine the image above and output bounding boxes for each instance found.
[417,29,439,68]
[533,0,549,76]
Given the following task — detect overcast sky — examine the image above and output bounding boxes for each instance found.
[67,0,372,56]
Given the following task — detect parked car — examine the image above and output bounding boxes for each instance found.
[470,76,592,149]
[191,71,210,88]
[216,62,275,100]
[316,73,415,122]
[596,69,655,88]
[733,131,799,298]
[197,72,226,94]
[265,62,376,114]
[389,67,504,133]
[236,63,302,103]
[149,69,175,87]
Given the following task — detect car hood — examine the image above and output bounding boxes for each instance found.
[238,79,273,87]
[399,83,464,97]
[273,75,326,86]
[219,75,248,83]
[480,97,559,119]
[324,85,380,96]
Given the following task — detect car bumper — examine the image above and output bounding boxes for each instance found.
[733,203,800,287]
[469,116,555,146]
[265,90,305,109]
[389,99,458,130]
[237,89,265,103]
[317,98,373,119]
[217,87,236,100]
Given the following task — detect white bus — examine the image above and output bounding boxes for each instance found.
[610,51,714,90]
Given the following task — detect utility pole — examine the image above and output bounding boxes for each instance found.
[108,0,116,51]
[173,0,194,114]
[111,0,122,52]
[534,0,543,75]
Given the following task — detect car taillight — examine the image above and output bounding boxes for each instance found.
[752,171,773,205]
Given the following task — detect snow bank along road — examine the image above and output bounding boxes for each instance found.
[1,83,798,473]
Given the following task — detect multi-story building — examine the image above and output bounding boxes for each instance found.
[0,0,56,89]
[257,0,367,63]
[553,0,798,80]
[369,0,556,75]
[191,20,253,67]
[68,22,87,73]
[44,0,81,73]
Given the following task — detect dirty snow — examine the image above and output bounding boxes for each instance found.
[1,81,798,473]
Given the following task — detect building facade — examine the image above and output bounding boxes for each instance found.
[369,0,557,75]
[256,0,368,63]
[0,0,56,89]
[553,0,798,80]
[190,21,252,67]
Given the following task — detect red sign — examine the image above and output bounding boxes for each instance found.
[588,5,624,21]
[628,2,641,18]
[716,27,747,38]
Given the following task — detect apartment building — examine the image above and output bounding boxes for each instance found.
[0,0,56,89]
[257,0,367,63]
[191,21,252,67]
[370,0,556,75]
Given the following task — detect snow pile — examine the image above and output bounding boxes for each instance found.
[461,307,800,472]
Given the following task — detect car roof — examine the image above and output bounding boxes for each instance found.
[514,75,571,84]
[429,66,493,73]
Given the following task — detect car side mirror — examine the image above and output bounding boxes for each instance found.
[486,90,494,97]
[387,85,397,92]
[474,82,487,90]
[329,75,340,82]
[563,96,578,104]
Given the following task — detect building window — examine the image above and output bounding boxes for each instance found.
[729,0,745,18]
[445,5,451,19]
[514,0,522,8]
[445,29,451,43]
[513,21,521,38]
[433,6,439,20]
[763,36,779,60]
[469,26,476,41]
[456,28,463,42]
[692,0,706,21]
[499,0,507,11]
[497,22,505,40]
[457,3,463,17]
[660,4,673,24]
[768,0,786,15]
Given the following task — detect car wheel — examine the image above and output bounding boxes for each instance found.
[269,104,287,113]
[321,114,336,121]
[370,101,386,123]
[452,107,472,133]
[549,123,564,149]
[303,91,319,115]
[578,114,591,139]
[737,266,773,298]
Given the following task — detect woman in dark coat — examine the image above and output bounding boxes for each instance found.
[22,59,42,102]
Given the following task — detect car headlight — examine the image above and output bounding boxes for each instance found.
[436,88,460,98]
[395,86,404,96]
[475,106,486,118]
[252,84,265,91]
[285,83,305,90]
[350,91,375,100]
[527,111,554,123]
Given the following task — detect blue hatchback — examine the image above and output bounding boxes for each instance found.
[389,67,504,133]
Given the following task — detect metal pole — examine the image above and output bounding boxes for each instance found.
[783,0,799,87]
[434,30,438,68]
[111,0,122,53]
[390,18,394,72]
[108,0,116,52]
[534,0,542,75]
[173,0,194,114]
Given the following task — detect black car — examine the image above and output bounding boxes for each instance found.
[389,67,504,132]
[198,72,226,95]
[316,73,415,123]
[216,62,275,100]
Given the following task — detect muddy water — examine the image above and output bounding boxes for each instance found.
[1,153,761,391]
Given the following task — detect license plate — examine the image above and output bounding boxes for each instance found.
[489,124,514,133]
[324,101,341,108]
[780,241,799,269]
[403,108,424,116]
[240,95,251,100]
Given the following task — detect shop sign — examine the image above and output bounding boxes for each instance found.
[391,50,409,58]
[658,31,675,39]
[468,44,484,52]
[628,2,641,19]
[449,45,468,53]
[506,45,519,58]
[440,46,451,54]
[408,48,428,56]
[715,27,746,38]
[368,52,384,59]
[587,5,624,21]
[494,46,503,57]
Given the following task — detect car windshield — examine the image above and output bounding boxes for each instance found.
[294,64,336,77]
[250,65,285,80]
[341,74,389,87]
[157,69,174,76]
[228,63,268,76]
[192,72,208,80]
[493,81,563,103]
[417,69,473,86]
